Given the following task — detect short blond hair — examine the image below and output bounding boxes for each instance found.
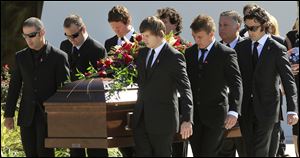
[268,15,280,36]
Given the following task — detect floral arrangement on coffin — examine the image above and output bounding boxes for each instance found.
[164,31,193,54]
[76,31,192,96]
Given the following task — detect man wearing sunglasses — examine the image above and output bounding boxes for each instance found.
[235,7,298,157]
[4,17,70,157]
[59,14,107,157]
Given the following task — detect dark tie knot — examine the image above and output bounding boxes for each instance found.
[72,47,80,58]
[253,41,259,48]
[147,49,156,69]
[73,46,78,51]
[199,48,208,53]
[120,37,125,41]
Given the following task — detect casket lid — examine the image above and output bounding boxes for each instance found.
[44,78,137,104]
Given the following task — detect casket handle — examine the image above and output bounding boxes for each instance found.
[125,112,133,131]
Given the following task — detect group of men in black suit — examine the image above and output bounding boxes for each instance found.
[3,4,299,158]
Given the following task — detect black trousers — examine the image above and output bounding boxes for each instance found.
[218,137,246,157]
[189,119,225,157]
[240,104,275,157]
[70,148,108,157]
[133,116,175,157]
[20,105,54,157]
[172,141,188,157]
[269,121,286,157]
[276,126,286,156]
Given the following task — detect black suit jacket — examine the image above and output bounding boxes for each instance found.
[4,43,70,126]
[60,36,107,81]
[271,35,287,48]
[185,41,243,128]
[235,37,298,123]
[104,34,135,52]
[133,43,193,134]
[220,36,244,49]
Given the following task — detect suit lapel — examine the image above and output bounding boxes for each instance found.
[192,45,199,65]
[140,48,148,82]
[203,41,217,65]
[24,49,34,75]
[146,43,168,80]
[113,35,118,46]
[254,37,271,72]
[36,43,51,69]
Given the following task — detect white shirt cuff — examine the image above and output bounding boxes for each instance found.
[287,111,298,116]
[228,111,238,118]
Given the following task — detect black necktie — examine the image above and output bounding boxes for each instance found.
[72,47,79,57]
[252,42,259,69]
[198,48,208,64]
[121,37,125,41]
[226,43,231,48]
[146,49,156,77]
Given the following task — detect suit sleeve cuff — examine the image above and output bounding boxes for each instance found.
[228,111,238,118]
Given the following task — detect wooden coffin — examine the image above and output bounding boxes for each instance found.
[44,78,183,148]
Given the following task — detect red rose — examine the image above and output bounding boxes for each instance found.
[104,58,113,67]
[84,72,92,77]
[115,49,122,54]
[124,54,133,64]
[122,42,133,51]
[174,39,181,46]
[135,34,142,42]
[98,70,107,77]
[3,64,9,70]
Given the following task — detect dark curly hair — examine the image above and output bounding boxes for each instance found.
[108,5,131,25]
[244,7,270,33]
[156,7,183,35]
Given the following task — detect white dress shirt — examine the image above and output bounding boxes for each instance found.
[146,40,167,67]
[117,26,135,46]
[223,36,239,49]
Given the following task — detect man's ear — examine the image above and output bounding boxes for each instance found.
[209,31,214,38]
[40,29,46,36]
[160,30,165,37]
[82,25,87,33]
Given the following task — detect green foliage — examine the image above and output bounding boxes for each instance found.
[1,110,25,157]
[1,65,24,157]
[108,148,123,157]
[55,148,70,157]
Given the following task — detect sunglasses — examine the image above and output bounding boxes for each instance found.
[22,31,40,39]
[64,28,82,39]
[244,25,261,32]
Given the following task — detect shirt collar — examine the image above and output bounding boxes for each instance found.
[119,26,135,41]
[252,34,268,46]
[152,40,166,54]
[224,36,239,48]
[205,38,216,52]
[74,34,88,50]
